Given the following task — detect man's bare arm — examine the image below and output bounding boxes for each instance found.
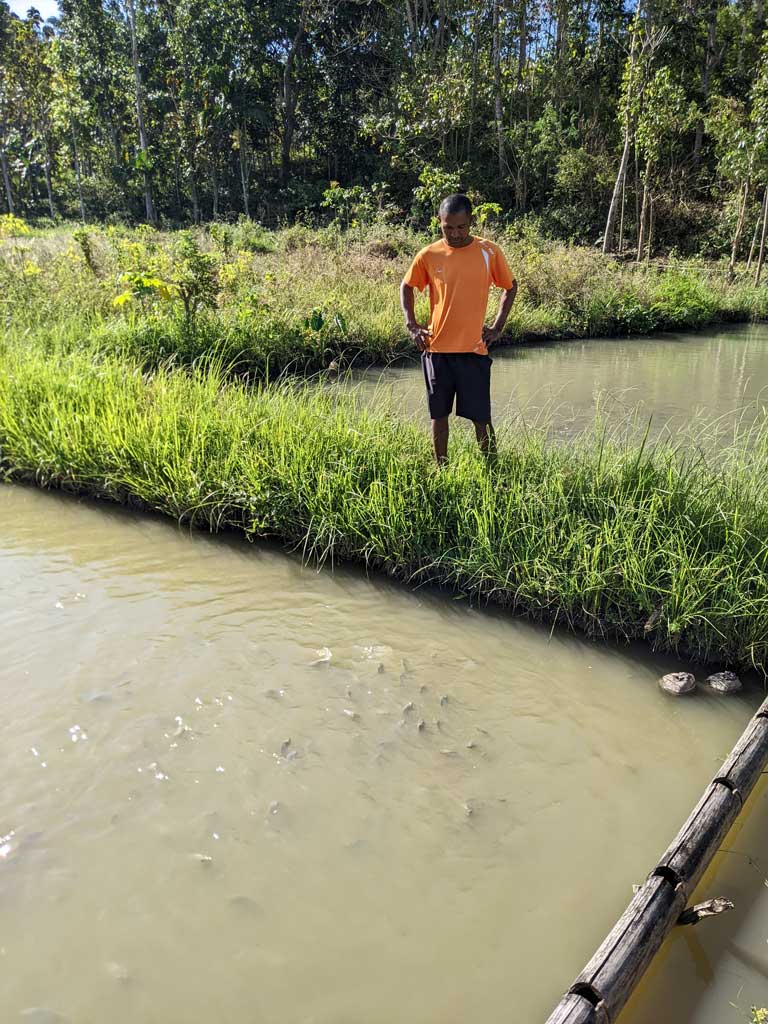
[400,282,431,350]
[482,282,518,346]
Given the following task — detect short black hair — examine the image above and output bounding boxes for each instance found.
[438,193,472,218]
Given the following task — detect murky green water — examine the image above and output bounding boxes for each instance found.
[353,323,768,446]
[1,480,766,1023]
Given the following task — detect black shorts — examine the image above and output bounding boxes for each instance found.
[421,352,493,423]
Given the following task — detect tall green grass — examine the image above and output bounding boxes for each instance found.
[1,332,767,671]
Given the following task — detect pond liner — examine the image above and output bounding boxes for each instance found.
[545,695,768,1024]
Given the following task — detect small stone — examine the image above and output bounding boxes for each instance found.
[439,694,449,706]
[419,684,428,694]
[269,801,280,815]
[280,738,292,755]
[659,672,696,695]
[466,740,477,749]
[440,749,459,757]
[705,671,742,694]
[377,663,385,674]
[402,701,414,713]
[343,708,359,720]
[417,719,426,732]
[192,853,213,865]
[464,800,476,817]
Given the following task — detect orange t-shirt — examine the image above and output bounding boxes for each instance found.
[402,237,515,354]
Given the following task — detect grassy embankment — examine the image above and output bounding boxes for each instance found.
[2,219,768,670]
[1,324,768,671]
[2,219,768,379]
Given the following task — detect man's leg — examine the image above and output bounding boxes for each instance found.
[432,417,450,465]
[473,421,496,459]
[422,352,454,465]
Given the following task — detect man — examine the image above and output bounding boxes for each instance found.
[400,194,517,465]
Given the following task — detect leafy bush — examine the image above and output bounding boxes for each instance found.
[322,181,397,229]
[230,216,275,253]
[0,213,31,238]
[650,271,718,328]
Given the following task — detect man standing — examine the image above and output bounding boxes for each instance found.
[400,194,517,465]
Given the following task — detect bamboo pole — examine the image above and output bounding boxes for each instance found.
[546,695,768,1024]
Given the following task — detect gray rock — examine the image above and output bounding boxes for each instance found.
[660,672,697,695]
[705,671,742,694]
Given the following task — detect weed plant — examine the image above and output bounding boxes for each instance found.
[1,332,767,671]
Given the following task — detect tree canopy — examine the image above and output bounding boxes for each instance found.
[2,0,768,255]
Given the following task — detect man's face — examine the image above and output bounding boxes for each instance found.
[439,211,472,247]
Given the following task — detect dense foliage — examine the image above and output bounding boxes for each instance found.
[2,1,768,258]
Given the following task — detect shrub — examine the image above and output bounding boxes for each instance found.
[0,213,31,238]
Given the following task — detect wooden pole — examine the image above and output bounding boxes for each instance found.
[546,696,768,1024]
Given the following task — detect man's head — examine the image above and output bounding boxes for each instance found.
[438,194,473,248]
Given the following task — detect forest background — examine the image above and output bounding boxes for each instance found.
[2,0,768,262]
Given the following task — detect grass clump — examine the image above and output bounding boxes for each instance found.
[1,332,768,671]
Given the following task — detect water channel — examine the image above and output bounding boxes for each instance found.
[353,322,768,445]
[2,324,768,1023]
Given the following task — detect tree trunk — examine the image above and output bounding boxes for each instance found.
[636,165,652,263]
[466,8,481,156]
[728,177,750,280]
[603,130,632,254]
[618,170,626,253]
[126,0,157,225]
[210,161,219,220]
[43,140,55,219]
[692,2,718,170]
[492,0,506,179]
[646,194,655,262]
[0,141,15,215]
[755,185,768,285]
[239,119,250,218]
[110,123,121,166]
[518,0,527,80]
[70,120,86,222]
[747,184,767,270]
[281,4,308,187]
[602,8,641,254]
[188,155,200,223]
[556,0,568,64]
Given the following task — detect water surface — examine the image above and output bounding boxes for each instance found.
[354,323,768,444]
[1,483,766,1023]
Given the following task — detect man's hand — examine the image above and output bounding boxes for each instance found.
[482,325,501,347]
[406,320,431,351]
